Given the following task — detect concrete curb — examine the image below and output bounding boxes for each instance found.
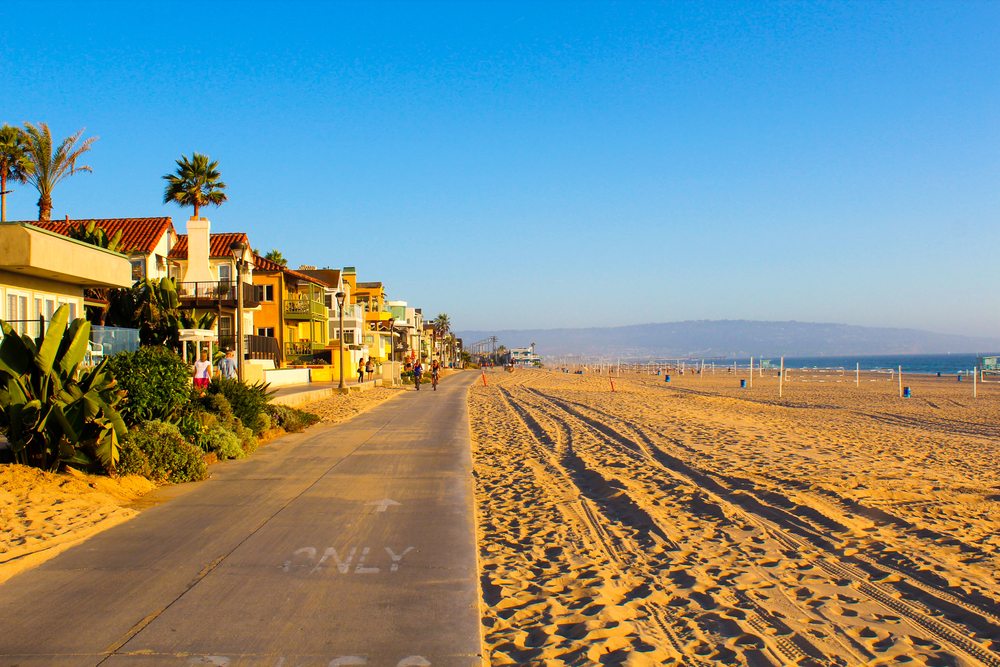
[271,379,384,406]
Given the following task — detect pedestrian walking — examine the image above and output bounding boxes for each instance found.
[366,357,375,381]
[218,348,238,380]
[357,358,365,384]
[193,352,212,391]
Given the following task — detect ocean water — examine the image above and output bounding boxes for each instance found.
[704,353,993,375]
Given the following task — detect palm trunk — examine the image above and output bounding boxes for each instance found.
[1,172,6,222]
[193,202,199,219]
[37,193,51,221]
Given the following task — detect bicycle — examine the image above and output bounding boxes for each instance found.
[414,373,422,390]
[432,371,439,390]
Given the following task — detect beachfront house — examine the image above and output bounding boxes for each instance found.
[250,256,328,365]
[386,301,424,364]
[297,267,367,379]
[0,221,132,336]
[21,217,178,323]
[510,347,541,367]
[355,280,393,364]
[168,218,266,359]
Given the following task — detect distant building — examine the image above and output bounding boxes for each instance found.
[510,347,540,366]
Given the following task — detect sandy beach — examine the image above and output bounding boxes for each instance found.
[469,368,1000,666]
[0,466,155,586]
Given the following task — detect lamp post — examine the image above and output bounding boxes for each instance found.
[336,291,346,389]
[229,240,248,382]
[387,317,395,364]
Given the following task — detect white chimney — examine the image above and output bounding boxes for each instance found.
[183,216,214,283]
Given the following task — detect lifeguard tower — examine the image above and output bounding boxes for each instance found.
[979,356,1000,380]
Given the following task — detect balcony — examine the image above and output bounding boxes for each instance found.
[285,340,326,359]
[177,281,261,309]
[283,296,326,320]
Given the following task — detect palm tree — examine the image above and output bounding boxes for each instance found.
[162,153,228,219]
[432,313,451,336]
[22,123,97,221]
[265,249,287,266]
[0,125,34,222]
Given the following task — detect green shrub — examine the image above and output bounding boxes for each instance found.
[207,378,273,435]
[106,346,192,426]
[265,404,320,433]
[258,412,272,433]
[198,426,244,460]
[0,307,127,473]
[125,420,207,483]
[116,437,151,478]
[198,392,233,419]
[241,431,259,456]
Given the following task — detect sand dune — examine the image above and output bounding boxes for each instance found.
[468,369,1000,666]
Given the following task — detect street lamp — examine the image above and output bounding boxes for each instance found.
[229,240,248,382]
[335,291,346,389]
[387,317,395,364]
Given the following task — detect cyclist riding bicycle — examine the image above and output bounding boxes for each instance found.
[413,361,423,390]
[431,360,441,390]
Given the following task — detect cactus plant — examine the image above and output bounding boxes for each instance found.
[0,305,126,472]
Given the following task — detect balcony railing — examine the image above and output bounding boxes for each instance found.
[218,334,281,366]
[176,281,261,309]
[335,304,363,319]
[283,296,326,319]
[285,341,313,357]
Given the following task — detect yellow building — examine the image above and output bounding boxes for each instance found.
[252,254,329,365]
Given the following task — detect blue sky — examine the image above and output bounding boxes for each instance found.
[2,1,997,335]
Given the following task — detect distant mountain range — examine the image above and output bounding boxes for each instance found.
[454,320,1000,359]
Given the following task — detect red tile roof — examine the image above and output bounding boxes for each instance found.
[251,253,329,287]
[22,218,175,254]
[252,253,284,272]
[168,233,251,259]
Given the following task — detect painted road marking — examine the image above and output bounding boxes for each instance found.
[283,546,415,573]
[366,498,401,512]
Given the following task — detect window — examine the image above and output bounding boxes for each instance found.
[130,259,145,281]
[219,264,232,282]
[56,297,78,322]
[344,330,355,345]
[364,335,374,345]
[219,315,233,338]
[329,322,339,340]
[156,255,166,271]
[261,284,274,302]
[324,294,333,309]
[257,327,275,338]
[7,292,28,334]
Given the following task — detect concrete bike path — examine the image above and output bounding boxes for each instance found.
[0,372,483,667]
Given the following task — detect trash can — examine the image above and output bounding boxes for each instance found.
[665,375,670,382]
[903,386,911,398]
[958,375,963,382]
[740,379,747,388]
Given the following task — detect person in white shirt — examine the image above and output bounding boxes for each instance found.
[193,352,212,389]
